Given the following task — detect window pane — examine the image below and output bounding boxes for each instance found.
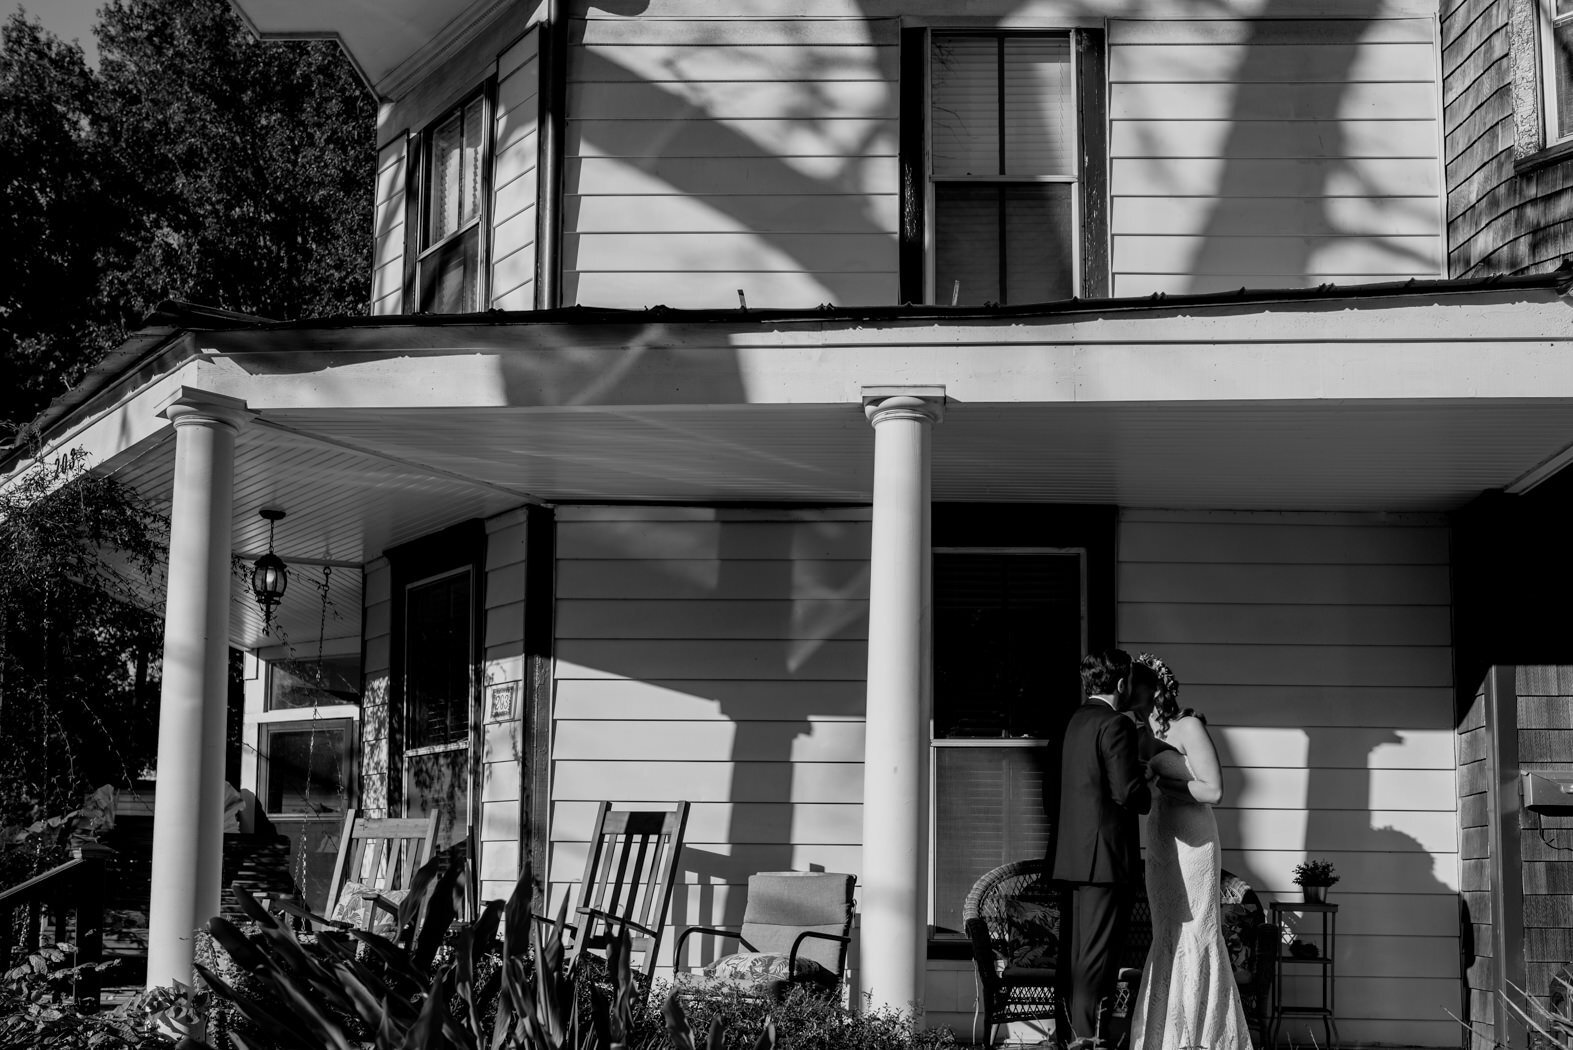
[268,654,361,710]
[463,99,485,225]
[407,747,468,849]
[405,571,472,750]
[931,35,1000,176]
[934,552,1084,739]
[934,183,1001,306]
[935,184,1075,306]
[1556,20,1573,139]
[1005,183,1075,304]
[933,746,1053,933]
[418,225,480,313]
[1003,36,1073,176]
[265,725,350,817]
[427,110,464,243]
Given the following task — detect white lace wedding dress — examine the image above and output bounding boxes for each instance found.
[1130,750,1252,1050]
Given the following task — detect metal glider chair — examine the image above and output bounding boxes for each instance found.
[673,871,856,1001]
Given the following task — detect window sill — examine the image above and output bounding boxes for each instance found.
[1514,137,1573,174]
[927,932,974,960]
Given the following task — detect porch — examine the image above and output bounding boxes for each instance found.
[9,276,1573,1043]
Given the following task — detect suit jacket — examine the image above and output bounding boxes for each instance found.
[1051,699,1152,885]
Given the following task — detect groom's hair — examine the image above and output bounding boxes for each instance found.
[1081,648,1132,698]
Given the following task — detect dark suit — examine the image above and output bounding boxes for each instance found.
[1052,699,1151,1042]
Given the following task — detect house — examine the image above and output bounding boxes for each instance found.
[5,0,1573,1044]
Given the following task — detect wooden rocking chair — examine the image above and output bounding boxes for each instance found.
[560,801,690,979]
[310,809,439,935]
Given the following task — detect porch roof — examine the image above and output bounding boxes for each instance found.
[9,274,1573,647]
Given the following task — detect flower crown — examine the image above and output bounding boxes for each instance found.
[1135,651,1179,702]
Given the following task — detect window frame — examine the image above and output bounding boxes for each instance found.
[258,716,359,821]
[385,520,487,842]
[926,31,1082,305]
[901,26,1109,306]
[927,545,1088,934]
[1540,0,1573,147]
[404,83,497,314]
[400,563,477,761]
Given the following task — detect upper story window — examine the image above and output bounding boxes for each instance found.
[1542,0,1573,146]
[930,34,1076,306]
[410,91,491,313]
[901,29,1107,306]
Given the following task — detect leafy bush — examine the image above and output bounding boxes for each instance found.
[0,982,171,1049]
[177,845,945,1050]
[655,984,955,1050]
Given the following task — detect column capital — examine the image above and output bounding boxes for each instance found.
[156,387,252,432]
[862,387,946,427]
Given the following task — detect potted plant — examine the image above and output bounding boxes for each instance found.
[1292,859,1339,903]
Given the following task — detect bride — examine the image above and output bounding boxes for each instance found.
[1129,653,1251,1050]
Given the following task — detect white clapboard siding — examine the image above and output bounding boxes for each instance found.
[1108,17,1443,292]
[550,506,872,984]
[492,30,541,311]
[370,142,406,316]
[477,510,529,900]
[1118,508,1457,1040]
[566,16,897,309]
[360,559,393,815]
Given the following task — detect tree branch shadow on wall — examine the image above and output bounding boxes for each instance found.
[1212,724,1460,1043]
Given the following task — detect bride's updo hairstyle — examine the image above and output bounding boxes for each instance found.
[1135,651,1202,736]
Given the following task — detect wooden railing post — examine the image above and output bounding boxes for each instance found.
[72,845,110,1013]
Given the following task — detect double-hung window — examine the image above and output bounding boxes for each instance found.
[401,566,476,848]
[1542,0,1573,146]
[902,29,1107,305]
[930,548,1087,935]
[410,91,491,313]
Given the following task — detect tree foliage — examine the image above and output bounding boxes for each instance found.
[0,0,376,436]
[0,450,168,827]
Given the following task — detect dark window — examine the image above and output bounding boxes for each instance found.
[902,29,1107,304]
[263,721,353,817]
[404,569,474,750]
[267,653,361,711]
[931,550,1086,934]
[412,93,489,312]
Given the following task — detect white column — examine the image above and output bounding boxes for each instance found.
[859,391,943,1015]
[146,390,249,990]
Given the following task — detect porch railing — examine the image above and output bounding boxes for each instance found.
[0,844,110,1012]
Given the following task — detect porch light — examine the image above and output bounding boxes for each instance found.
[251,508,288,632]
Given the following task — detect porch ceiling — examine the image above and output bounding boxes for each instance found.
[109,393,1573,648]
[258,398,1573,512]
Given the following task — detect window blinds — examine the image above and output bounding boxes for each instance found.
[930,34,1073,178]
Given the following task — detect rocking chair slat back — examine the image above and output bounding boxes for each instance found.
[573,801,691,977]
[325,809,440,925]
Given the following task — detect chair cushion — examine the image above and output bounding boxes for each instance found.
[701,950,839,993]
[330,881,409,935]
[738,872,854,973]
[1001,895,1059,970]
[1220,902,1260,985]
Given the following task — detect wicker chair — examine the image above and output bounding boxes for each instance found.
[963,859,1068,1046]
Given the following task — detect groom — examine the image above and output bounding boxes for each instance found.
[1052,649,1152,1048]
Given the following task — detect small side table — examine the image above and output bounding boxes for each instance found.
[1268,901,1339,1049]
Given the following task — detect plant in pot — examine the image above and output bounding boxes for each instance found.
[1292,859,1339,903]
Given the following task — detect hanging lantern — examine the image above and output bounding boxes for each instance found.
[251,508,289,632]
